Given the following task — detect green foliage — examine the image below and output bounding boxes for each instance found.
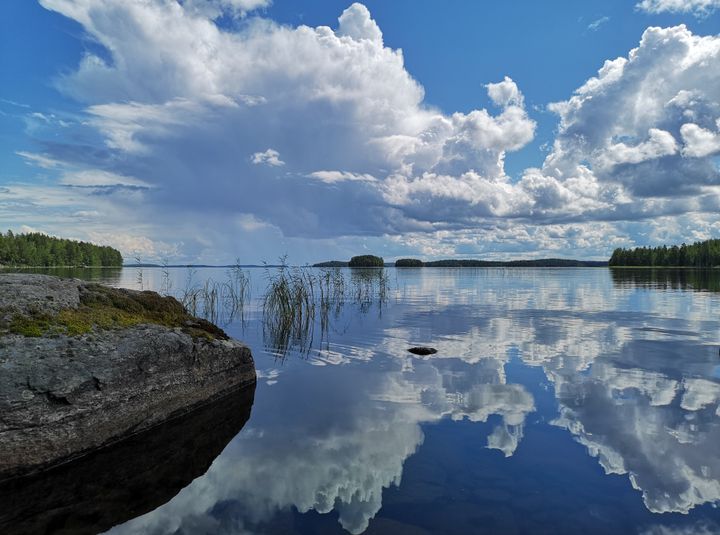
[609,239,720,267]
[348,255,384,268]
[395,258,423,267]
[0,231,123,267]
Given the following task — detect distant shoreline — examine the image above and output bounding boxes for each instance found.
[5,263,719,270]
[314,259,609,268]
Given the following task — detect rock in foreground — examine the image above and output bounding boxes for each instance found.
[0,274,256,480]
[0,384,255,535]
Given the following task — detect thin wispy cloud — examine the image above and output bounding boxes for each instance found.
[587,15,610,31]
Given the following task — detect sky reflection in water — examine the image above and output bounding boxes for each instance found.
[44,267,720,534]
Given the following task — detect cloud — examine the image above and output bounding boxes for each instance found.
[16,151,64,169]
[535,24,720,204]
[251,148,285,167]
[636,0,720,16]
[21,2,720,262]
[640,522,720,535]
[181,0,271,19]
[486,76,524,107]
[58,169,152,188]
[308,170,376,183]
[596,128,678,168]
[101,266,720,530]
[337,2,383,44]
[105,317,537,535]
[680,120,720,158]
[587,16,610,31]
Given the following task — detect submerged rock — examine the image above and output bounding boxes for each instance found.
[408,346,437,356]
[0,274,256,481]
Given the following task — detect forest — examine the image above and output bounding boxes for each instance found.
[609,239,720,267]
[0,231,123,267]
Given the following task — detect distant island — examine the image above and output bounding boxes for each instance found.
[314,257,608,268]
[609,239,720,267]
[0,232,122,267]
[395,258,423,267]
[348,255,384,267]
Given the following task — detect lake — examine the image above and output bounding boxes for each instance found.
[6,266,720,534]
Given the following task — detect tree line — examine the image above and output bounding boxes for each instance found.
[609,239,720,267]
[0,231,123,267]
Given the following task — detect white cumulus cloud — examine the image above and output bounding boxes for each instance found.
[251,148,285,167]
[636,0,720,16]
[18,3,720,262]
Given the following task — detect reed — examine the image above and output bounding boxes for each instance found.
[170,258,390,358]
[180,267,200,315]
[262,262,317,356]
[134,255,144,291]
[160,258,172,296]
[318,267,345,335]
[351,268,390,313]
[220,259,251,322]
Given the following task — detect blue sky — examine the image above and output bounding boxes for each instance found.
[2,0,720,263]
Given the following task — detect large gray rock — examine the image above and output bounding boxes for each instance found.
[0,273,81,317]
[0,274,256,480]
[0,384,255,535]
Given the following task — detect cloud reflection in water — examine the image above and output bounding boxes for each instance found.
[106,268,720,533]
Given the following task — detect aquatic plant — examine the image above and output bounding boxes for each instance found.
[262,261,317,356]
[134,256,144,291]
[351,268,390,314]
[222,260,251,322]
[160,258,172,296]
[318,267,345,335]
[165,257,391,358]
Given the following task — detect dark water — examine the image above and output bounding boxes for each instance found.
[7,267,720,534]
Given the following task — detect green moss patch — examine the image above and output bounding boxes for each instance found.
[9,315,51,337]
[6,284,228,340]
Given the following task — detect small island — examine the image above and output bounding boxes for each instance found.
[395,258,423,267]
[348,255,385,267]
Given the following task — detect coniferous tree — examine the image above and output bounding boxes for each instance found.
[0,232,123,267]
[609,239,720,267]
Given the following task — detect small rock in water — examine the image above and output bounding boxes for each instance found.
[408,346,437,356]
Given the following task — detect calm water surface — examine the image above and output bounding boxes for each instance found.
[13,267,720,534]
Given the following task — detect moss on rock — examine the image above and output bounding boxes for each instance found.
[5,283,228,341]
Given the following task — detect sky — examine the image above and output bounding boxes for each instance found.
[1,0,720,264]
